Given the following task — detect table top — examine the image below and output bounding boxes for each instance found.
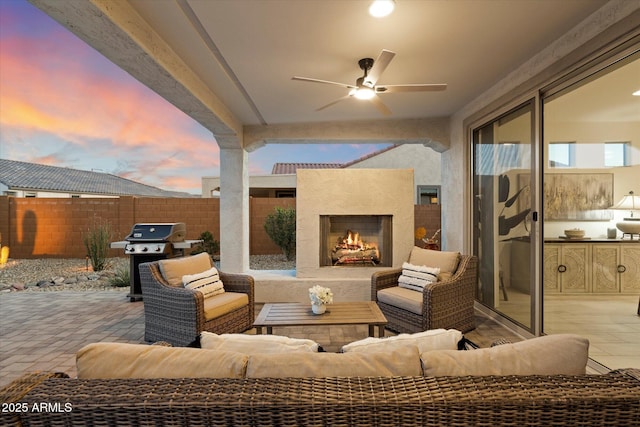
[253,302,387,328]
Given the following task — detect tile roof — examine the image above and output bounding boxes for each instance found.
[271,162,343,174]
[270,145,400,174]
[341,144,400,167]
[0,159,193,197]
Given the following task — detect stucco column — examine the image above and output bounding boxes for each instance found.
[219,146,250,272]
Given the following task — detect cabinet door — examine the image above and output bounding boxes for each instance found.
[543,245,561,293]
[620,246,640,293]
[592,245,620,293]
[561,245,590,293]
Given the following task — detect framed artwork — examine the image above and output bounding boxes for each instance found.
[518,173,613,221]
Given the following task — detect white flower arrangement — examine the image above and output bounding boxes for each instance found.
[308,285,333,305]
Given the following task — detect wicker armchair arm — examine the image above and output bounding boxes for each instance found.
[421,255,478,332]
[371,268,403,300]
[219,271,254,295]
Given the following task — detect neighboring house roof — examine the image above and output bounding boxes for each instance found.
[341,144,400,168]
[0,159,192,197]
[270,145,401,174]
[271,162,343,174]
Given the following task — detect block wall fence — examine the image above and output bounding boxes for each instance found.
[0,196,440,259]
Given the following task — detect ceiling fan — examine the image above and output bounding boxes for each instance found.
[292,49,447,116]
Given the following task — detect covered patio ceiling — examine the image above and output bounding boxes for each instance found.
[29,0,608,151]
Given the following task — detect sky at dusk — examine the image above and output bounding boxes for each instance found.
[0,0,390,194]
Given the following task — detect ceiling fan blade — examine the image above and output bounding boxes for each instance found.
[369,95,392,116]
[365,49,396,87]
[315,95,352,112]
[292,76,356,89]
[377,83,447,93]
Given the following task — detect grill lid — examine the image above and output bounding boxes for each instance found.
[125,223,186,243]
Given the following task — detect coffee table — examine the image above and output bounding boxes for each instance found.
[254,302,388,337]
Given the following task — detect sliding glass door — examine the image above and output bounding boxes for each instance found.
[472,100,535,331]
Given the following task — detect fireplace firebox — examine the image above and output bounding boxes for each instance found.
[319,215,392,267]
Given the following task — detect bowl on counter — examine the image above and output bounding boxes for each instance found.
[564,229,586,239]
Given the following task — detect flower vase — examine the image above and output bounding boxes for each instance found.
[311,303,326,315]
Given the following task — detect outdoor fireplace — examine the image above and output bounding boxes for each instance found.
[296,168,414,280]
[320,215,392,267]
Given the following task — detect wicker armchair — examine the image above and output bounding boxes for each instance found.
[371,254,478,334]
[139,260,254,347]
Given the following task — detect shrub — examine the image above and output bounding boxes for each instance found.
[264,207,296,261]
[109,264,130,288]
[191,231,220,257]
[83,218,112,272]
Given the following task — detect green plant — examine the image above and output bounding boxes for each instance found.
[109,264,130,288]
[191,231,220,256]
[264,207,296,261]
[83,218,112,272]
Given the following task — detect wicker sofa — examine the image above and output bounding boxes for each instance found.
[3,369,640,426]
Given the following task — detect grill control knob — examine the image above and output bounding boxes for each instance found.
[141,246,148,252]
[155,246,162,252]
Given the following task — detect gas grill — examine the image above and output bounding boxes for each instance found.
[110,223,202,301]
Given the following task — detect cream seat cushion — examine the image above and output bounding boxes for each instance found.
[246,346,422,378]
[76,342,248,379]
[201,332,319,353]
[158,252,212,287]
[409,246,460,274]
[421,334,589,376]
[377,286,422,315]
[203,292,248,320]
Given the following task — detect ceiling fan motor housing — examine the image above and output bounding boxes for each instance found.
[358,57,375,72]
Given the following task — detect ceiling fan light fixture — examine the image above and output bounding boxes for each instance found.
[351,87,375,100]
[369,0,395,18]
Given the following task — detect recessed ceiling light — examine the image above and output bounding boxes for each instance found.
[633,90,640,96]
[369,0,395,18]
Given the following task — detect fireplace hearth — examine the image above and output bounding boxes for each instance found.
[320,215,392,267]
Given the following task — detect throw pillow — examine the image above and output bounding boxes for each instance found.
[421,334,589,376]
[200,332,319,353]
[158,252,212,287]
[246,346,422,378]
[408,246,460,274]
[76,342,248,379]
[183,267,225,298]
[341,329,463,353]
[398,262,440,291]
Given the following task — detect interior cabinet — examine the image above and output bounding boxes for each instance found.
[545,241,640,294]
[592,245,621,292]
[620,246,640,293]
[543,244,590,294]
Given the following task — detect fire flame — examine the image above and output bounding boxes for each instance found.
[340,229,377,251]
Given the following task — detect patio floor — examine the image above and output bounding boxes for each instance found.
[0,290,523,388]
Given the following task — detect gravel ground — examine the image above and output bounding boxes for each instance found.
[0,254,294,293]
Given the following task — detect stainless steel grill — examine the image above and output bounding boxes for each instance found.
[111,223,201,301]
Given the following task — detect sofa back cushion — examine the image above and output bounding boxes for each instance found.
[77,342,248,379]
[158,252,212,287]
[421,334,589,376]
[408,246,460,274]
[246,346,422,378]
